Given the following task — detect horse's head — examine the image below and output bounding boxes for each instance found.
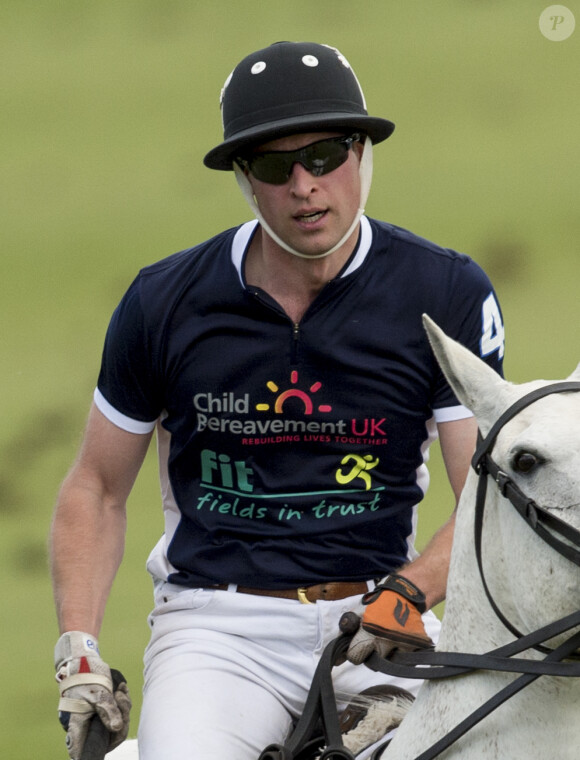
[423,314,580,644]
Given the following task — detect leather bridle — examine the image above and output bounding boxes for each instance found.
[471,381,580,649]
[366,380,580,759]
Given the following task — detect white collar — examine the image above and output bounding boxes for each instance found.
[231,215,373,287]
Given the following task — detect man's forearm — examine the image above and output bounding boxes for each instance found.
[50,476,127,637]
[397,510,456,610]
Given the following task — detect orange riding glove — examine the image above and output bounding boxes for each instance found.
[345,574,434,665]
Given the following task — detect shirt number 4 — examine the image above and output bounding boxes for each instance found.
[480,293,505,360]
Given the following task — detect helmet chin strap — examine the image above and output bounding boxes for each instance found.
[234,136,374,260]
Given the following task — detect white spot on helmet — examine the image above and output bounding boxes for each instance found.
[302,55,319,67]
[251,61,267,74]
[219,71,233,109]
[324,45,366,109]
[322,44,352,69]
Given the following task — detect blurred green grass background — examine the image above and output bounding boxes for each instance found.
[2,1,578,756]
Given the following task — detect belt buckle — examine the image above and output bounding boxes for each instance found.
[297,587,313,604]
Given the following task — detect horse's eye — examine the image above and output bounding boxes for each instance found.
[512,451,540,473]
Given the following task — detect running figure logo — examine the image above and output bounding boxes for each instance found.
[336,453,379,491]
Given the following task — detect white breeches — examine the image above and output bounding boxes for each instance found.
[138,583,441,760]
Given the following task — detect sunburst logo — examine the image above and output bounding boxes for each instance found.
[256,371,332,415]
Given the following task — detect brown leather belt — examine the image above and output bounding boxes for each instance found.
[212,581,369,604]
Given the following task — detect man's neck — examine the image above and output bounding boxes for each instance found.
[245,225,359,323]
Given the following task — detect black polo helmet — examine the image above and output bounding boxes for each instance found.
[203,41,395,171]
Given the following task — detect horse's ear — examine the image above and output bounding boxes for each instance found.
[422,314,510,430]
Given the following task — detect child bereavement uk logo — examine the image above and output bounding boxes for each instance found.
[256,370,332,414]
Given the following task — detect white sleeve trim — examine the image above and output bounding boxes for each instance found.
[433,404,474,423]
[94,388,158,434]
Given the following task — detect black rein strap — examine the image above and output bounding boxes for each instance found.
[368,627,580,760]
[259,634,356,760]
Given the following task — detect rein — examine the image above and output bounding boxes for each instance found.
[368,380,580,760]
[259,635,357,760]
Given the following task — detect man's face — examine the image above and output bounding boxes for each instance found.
[245,132,364,258]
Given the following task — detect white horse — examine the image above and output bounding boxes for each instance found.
[107,741,138,759]
[380,316,580,759]
[107,316,580,759]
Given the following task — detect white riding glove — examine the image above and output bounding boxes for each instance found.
[54,631,131,760]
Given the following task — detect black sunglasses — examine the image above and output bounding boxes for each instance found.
[236,133,361,185]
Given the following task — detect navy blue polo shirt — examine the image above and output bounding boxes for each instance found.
[95,216,504,588]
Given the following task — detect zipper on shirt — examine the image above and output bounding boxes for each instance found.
[291,322,300,364]
[250,288,302,363]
